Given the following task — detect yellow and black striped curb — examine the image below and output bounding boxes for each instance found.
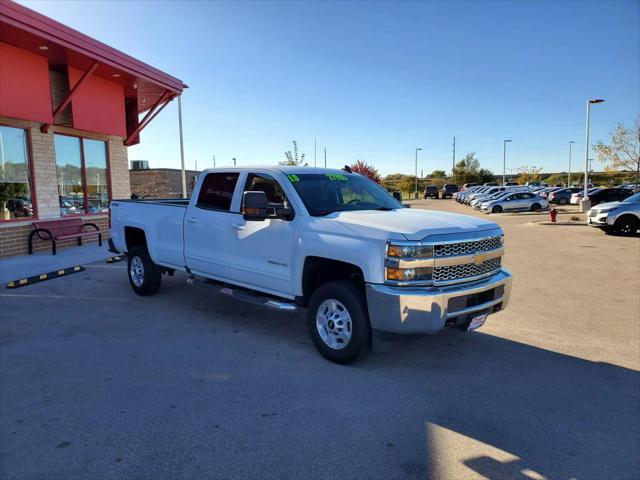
[106,256,124,264]
[6,266,85,289]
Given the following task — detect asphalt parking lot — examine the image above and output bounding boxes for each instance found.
[1,200,639,480]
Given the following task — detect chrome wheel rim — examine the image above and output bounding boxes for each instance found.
[316,299,352,350]
[130,256,145,287]
[620,222,632,234]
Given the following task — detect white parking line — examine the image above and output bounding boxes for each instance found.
[0,293,124,301]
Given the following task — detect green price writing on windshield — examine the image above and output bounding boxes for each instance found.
[325,174,348,181]
[287,174,300,182]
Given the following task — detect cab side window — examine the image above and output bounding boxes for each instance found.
[243,173,288,206]
[196,173,240,211]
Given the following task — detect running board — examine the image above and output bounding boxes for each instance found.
[186,276,298,312]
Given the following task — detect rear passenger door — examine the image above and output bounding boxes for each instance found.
[184,172,240,279]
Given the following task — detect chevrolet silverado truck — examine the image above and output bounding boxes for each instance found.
[109,167,512,364]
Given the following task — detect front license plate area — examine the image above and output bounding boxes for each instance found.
[467,314,488,331]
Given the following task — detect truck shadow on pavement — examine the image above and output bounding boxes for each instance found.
[162,274,640,479]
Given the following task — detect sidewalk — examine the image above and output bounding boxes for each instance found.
[0,244,112,284]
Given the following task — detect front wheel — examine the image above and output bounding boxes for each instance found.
[127,246,162,296]
[307,280,371,364]
[558,197,568,205]
[531,203,542,212]
[492,205,503,214]
[614,216,639,236]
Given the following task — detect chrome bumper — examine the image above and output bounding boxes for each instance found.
[365,269,512,334]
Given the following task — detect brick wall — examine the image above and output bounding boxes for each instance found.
[0,216,110,257]
[0,116,130,257]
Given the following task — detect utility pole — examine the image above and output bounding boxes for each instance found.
[314,138,317,168]
[414,147,422,199]
[324,147,327,168]
[502,139,512,186]
[232,157,236,166]
[568,141,575,187]
[581,99,605,211]
[178,95,187,198]
[452,136,456,174]
[195,158,197,172]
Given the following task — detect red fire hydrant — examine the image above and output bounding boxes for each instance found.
[549,208,558,223]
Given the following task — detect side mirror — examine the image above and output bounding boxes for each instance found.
[243,191,268,221]
[392,191,402,202]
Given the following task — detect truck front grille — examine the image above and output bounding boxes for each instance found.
[433,258,502,283]
[434,236,503,257]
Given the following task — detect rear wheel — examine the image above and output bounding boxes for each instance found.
[613,215,639,236]
[558,197,568,205]
[307,280,371,364]
[492,205,503,214]
[127,246,162,296]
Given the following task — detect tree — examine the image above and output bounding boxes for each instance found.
[350,159,381,183]
[477,168,495,184]
[594,116,640,186]
[431,170,446,178]
[452,152,481,185]
[516,165,543,185]
[280,140,307,166]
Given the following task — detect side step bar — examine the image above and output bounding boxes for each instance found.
[186,276,298,312]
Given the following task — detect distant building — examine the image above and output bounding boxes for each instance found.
[129,165,201,198]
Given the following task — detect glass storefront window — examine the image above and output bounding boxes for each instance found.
[54,135,109,216]
[84,139,109,214]
[0,126,35,221]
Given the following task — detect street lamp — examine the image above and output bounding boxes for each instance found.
[502,140,512,186]
[581,99,604,211]
[414,148,422,199]
[568,141,575,187]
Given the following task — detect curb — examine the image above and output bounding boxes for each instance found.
[6,266,85,289]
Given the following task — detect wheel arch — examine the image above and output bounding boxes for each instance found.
[298,256,365,307]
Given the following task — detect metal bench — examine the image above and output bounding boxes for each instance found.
[29,218,102,255]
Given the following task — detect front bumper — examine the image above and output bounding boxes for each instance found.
[365,269,512,334]
[587,212,612,227]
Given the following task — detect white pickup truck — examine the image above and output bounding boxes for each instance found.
[110,167,512,363]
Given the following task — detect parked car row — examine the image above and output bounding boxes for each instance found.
[452,185,549,214]
[422,184,459,199]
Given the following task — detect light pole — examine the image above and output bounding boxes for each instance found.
[502,140,512,186]
[414,147,422,199]
[178,95,187,198]
[581,99,604,211]
[568,141,575,187]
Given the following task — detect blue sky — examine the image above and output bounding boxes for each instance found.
[22,0,640,176]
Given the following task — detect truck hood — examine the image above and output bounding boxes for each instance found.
[330,208,499,241]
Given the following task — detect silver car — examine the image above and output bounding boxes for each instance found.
[481,192,549,214]
[587,192,640,235]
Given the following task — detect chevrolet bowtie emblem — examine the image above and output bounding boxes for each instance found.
[472,252,488,265]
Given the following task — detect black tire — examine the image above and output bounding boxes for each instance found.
[531,203,542,212]
[127,246,162,296]
[558,197,568,205]
[306,280,371,364]
[613,215,639,236]
[492,205,503,214]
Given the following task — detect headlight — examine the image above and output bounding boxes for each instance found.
[386,267,433,282]
[387,243,434,258]
[385,241,434,283]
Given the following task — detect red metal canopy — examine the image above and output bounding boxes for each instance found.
[0,0,186,143]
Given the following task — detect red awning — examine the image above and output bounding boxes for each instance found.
[0,0,186,115]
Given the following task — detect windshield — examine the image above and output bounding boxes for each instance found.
[623,192,640,203]
[287,172,402,216]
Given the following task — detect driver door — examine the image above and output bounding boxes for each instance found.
[226,172,297,297]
